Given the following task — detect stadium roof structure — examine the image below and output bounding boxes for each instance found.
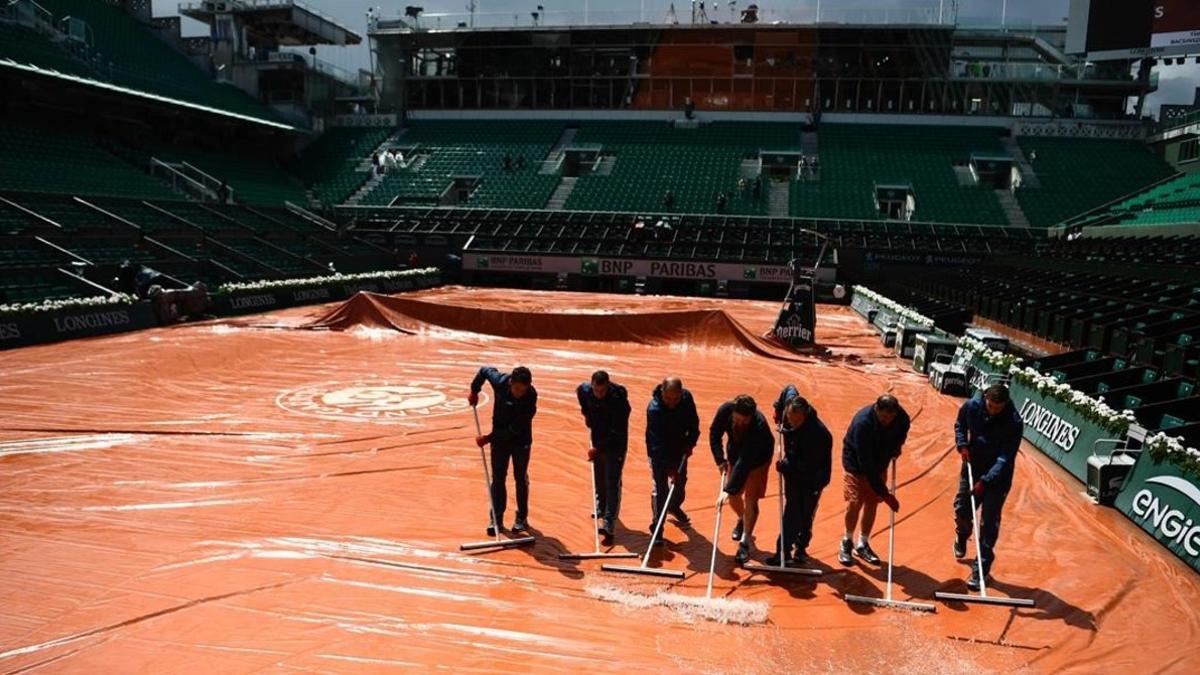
[0,57,296,131]
[180,0,361,47]
[373,4,958,32]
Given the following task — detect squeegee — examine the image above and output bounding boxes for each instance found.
[743,426,823,578]
[602,456,687,579]
[460,407,535,552]
[935,462,1034,607]
[559,449,638,560]
[845,460,936,612]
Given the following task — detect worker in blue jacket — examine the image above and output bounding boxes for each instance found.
[469,365,537,535]
[954,383,1023,590]
[711,395,775,564]
[577,370,632,546]
[768,385,833,565]
[839,395,909,566]
[645,376,700,544]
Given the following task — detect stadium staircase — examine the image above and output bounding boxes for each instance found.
[546,177,578,211]
[347,172,388,206]
[995,189,1032,227]
[292,127,394,207]
[541,127,578,174]
[801,131,820,162]
[768,180,790,217]
[1003,136,1041,188]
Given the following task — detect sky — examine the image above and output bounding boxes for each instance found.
[152,0,1198,117]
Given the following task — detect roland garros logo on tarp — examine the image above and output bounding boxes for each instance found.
[1131,475,1200,559]
[277,380,485,423]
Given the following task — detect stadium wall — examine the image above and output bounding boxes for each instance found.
[0,270,442,351]
[1115,450,1200,576]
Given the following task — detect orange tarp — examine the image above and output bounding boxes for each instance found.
[1,287,1198,672]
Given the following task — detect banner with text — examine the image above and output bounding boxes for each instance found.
[1114,451,1200,576]
[1009,378,1117,483]
[771,276,817,347]
[0,303,157,350]
[465,252,835,285]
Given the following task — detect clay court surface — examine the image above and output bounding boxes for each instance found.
[2,286,1199,673]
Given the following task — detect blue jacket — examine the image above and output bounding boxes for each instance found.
[471,367,537,447]
[709,402,775,495]
[842,403,910,497]
[645,384,700,464]
[577,381,631,453]
[776,386,833,490]
[955,395,1023,489]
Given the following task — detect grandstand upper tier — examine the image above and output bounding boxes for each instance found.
[0,0,364,129]
[371,15,1148,118]
[0,116,1179,229]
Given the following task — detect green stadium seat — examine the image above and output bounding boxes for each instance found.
[1015,137,1174,227]
[793,124,1009,225]
[0,125,179,201]
[32,0,280,124]
[361,121,563,210]
[291,127,392,206]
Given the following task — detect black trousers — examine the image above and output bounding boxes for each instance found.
[490,443,530,523]
[648,456,689,532]
[777,477,822,556]
[953,470,1009,575]
[592,448,626,526]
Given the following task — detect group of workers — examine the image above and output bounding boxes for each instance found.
[468,366,1023,590]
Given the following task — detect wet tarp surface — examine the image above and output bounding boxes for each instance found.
[2,287,1198,673]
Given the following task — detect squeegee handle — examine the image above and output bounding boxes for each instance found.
[966,461,988,597]
[473,406,501,543]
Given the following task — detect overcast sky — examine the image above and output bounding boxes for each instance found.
[153,0,1197,117]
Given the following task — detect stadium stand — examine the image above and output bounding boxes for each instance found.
[565,121,797,216]
[1065,171,1200,228]
[292,127,392,206]
[1014,138,1175,227]
[342,206,1039,263]
[0,125,179,201]
[0,18,97,79]
[908,240,1200,381]
[1038,233,1200,268]
[149,148,309,207]
[359,121,562,209]
[26,0,280,123]
[793,124,1010,225]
